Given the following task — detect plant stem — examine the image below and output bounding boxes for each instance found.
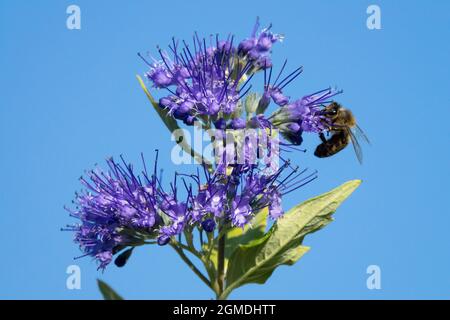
[170,243,211,289]
[217,222,226,299]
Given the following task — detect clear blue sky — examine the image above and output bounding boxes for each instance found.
[0,0,449,299]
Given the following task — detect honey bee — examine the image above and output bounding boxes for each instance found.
[314,102,370,164]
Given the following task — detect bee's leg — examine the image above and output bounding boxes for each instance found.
[319,132,327,143]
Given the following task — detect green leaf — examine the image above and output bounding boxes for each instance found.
[97,279,124,300]
[205,209,268,273]
[222,180,361,299]
[226,208,268,259]
[136,75,179,132]
[136,75,211,169]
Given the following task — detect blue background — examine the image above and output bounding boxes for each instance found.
[0,0,449,299]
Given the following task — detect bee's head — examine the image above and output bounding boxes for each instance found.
[323,102,356,127]
[323,102,342,120]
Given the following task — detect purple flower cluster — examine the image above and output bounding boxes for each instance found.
[64,18,343,271]
[63,156,160,269]
[141,18,283,126]
[64,153,316,269]
[237,17,284,68]
[156,159,316,241]
[141,18,342,147]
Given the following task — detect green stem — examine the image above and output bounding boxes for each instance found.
[218,285,233,300]
[170,243,211,289]
[177,242,202,260]
[216,222,226,299]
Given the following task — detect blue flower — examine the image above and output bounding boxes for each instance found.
[231,196,253,228]
[270,87,343,144]
[157,194,190,245]
[141,35,250,121]
[63,156,160,270]
[64,153,317,268]
[238,17,283,68]
[140,19,284,126]
[146,62,174,88]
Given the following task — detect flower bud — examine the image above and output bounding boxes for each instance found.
[201,219,216,233]
[157,235,171,246]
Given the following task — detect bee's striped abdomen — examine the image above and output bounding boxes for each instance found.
[314,130,349,158]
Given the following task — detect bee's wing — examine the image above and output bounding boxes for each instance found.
[346,127,364,164]
[354,124,371,145]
